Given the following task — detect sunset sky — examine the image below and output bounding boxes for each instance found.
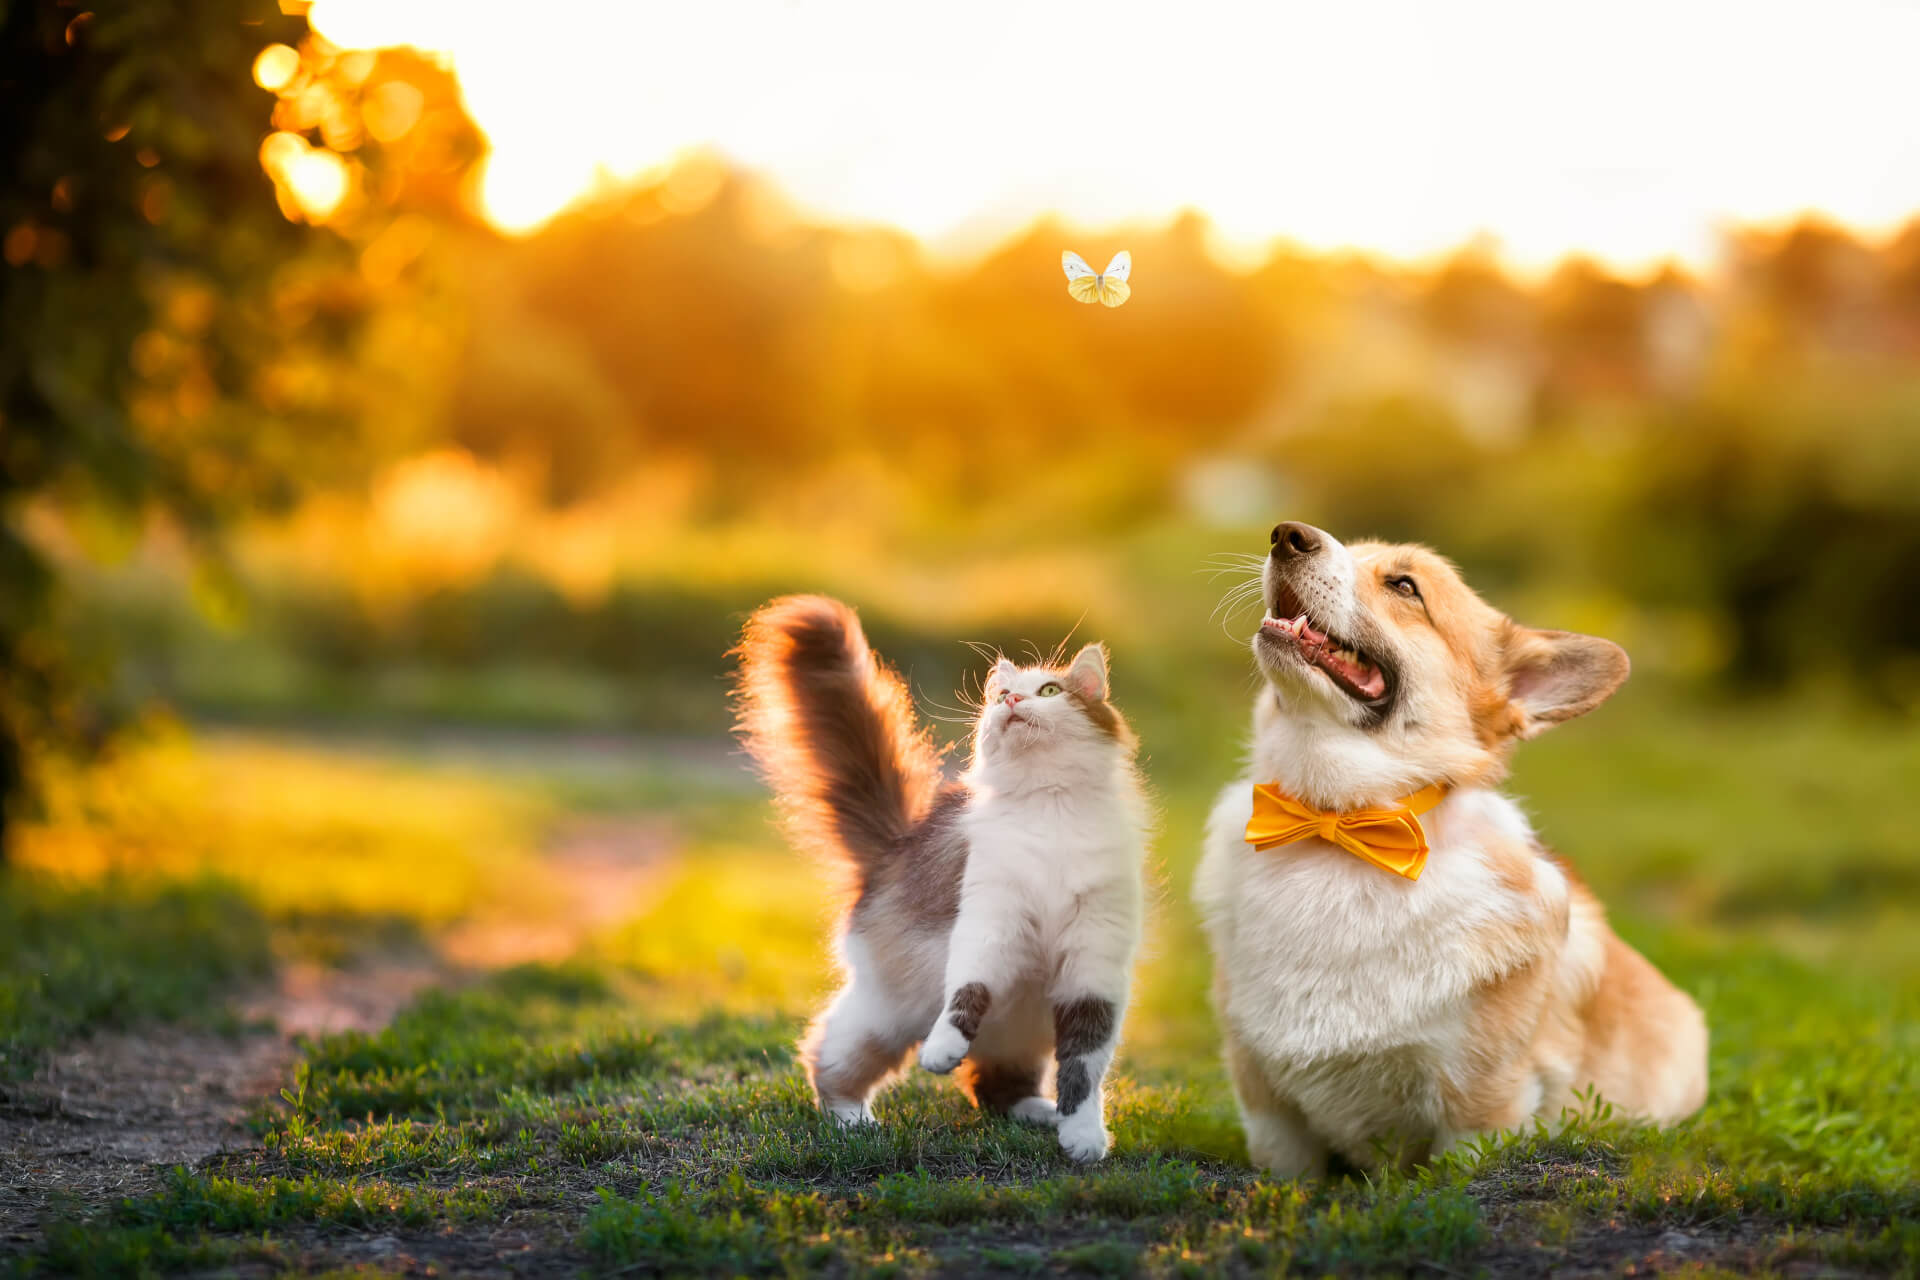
[306,0,1920,272]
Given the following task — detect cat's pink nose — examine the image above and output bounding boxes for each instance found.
[1005,693,1024,705]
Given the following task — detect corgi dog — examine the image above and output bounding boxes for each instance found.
[1194,522,1707,1176]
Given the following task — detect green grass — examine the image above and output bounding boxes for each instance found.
[6,695,1919,1275]
[0,875,273,1074]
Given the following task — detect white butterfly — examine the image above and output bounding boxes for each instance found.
[1062,250,1132,307]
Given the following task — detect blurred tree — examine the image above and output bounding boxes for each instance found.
[1727,218,1883,359]
[1421,242,1537,354]
[1540,257,1651,405]
[509,171,835,478]
[0,0,380,854]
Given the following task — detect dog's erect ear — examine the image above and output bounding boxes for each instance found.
[1503,627,1629,738]
[1063,643,1109,700]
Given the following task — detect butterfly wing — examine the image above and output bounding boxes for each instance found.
[1103,250,1132,283]
[1063,251,1100,304]
[1096,277,1132,308]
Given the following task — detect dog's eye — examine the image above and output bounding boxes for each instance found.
[1386,575,1420,599]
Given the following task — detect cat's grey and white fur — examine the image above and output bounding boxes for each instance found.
[735,596,1148,1161]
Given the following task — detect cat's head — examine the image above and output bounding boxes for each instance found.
[973,643,1134,767]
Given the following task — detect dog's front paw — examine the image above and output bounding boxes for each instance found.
[918,1021,969,1075]
[1057,1110,1109,1162]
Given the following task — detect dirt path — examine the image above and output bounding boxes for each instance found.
[0,815,675,1251]
[440,815,676,969]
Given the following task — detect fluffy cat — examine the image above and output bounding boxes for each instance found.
[734,595,1148,1161]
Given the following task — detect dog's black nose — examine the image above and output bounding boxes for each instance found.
[1270,521,1323,560]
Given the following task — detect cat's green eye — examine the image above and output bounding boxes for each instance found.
[1037,681,1063,697]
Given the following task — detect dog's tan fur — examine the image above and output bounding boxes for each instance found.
[1196,527,1706,1175]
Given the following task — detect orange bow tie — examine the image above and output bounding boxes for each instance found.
[1245,782,1448,881]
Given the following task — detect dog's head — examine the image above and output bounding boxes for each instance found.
[1247,521,1629,806]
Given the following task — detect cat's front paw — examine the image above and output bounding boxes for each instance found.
[825,1101,876,1128]
[1057,1110,1109,1162]
[918,1021,969,1075]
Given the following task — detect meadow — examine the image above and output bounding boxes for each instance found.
[7,6,1920,1276]
[4,662,1916,1275]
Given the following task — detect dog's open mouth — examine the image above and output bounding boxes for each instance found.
[1258,584,1389,703]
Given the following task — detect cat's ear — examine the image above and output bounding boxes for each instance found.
[989,657,1018,692]
[1064,643,1109,700]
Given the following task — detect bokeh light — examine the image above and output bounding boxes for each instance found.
[251,42,301,93]
[260,129,350,223]
[285,148,349,222]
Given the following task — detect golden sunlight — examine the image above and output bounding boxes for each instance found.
[307,0,1920,270]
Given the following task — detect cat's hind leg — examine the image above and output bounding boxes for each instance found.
[1050,993,1122,1159]
[958,998,1058,1126]
[1049,913,1134,1162]
[957,1058,1056,1125]
[802,970,919,1126]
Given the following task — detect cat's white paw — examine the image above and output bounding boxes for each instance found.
[1009,1096,1061,1127]
[1057,1110,1109,1162]
[918,1021,969,1075]
[825,1101,876,1127]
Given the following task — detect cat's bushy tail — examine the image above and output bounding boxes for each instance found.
[734,595,943,884]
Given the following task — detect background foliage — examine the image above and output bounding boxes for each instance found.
[7,5,1920,823]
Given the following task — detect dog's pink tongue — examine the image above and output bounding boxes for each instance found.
[1323,649,1386,699]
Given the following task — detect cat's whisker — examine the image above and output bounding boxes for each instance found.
[1045,612,1090,671]
[959,639,1003,672]
[919,683,983,726]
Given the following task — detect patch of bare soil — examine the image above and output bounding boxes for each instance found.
[1477,1218,1867,1278]
[1471,1154,1872,1279]
[211,1219,589,1279]
[0,952,441,1252]
[0,816,674,1256]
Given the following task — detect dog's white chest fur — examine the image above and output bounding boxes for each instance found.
[1195,784,1562,1147]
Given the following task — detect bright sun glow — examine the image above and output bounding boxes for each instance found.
[307,0,1920,272]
